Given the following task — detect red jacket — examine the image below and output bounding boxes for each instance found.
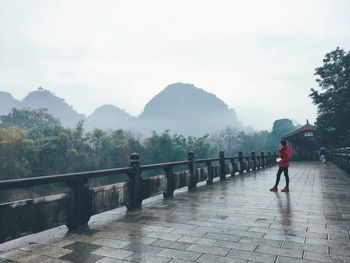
[278,146,292,167]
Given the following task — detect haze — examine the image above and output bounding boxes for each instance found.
[1,0,350,130]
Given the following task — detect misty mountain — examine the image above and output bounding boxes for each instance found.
[85,105,136,131]
[1,83,248,135]
[20,88,85,127]
[0,91,20,115]
[138,83,244,135]
[0,88,85,127]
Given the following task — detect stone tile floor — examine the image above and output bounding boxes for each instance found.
[1,162,350,263]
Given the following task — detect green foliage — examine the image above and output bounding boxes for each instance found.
[210,127,240,155]
[310,47,350,147]
[86,129,143,170]
[210,127,271,156]
[185,135,217,159]
[0,127,32,180]
[238,130,270,155]
[142,131,216,176]
[143,131,198,163]
[0,108,61,130]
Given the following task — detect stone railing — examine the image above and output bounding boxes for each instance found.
[330,147,350,173]
[0,150,276,243]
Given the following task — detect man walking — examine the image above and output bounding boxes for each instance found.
[270,140,291,192]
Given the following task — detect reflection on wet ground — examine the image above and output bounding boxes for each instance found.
[276,192,291,234]
[1,162,350,262]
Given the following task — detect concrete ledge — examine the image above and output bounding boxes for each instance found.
[91,182,128,215]
[0,193,68,243]
[197,167,208,182]
[174,171,190,189]
[142,175,166,199]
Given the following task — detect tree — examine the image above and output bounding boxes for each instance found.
[0,108,61,130]
[186,135,217,159]
[310,47,350,147]
[143,130,187,164]
[210,127,240,155]
[0,127,32,180]
[238,130,270,154]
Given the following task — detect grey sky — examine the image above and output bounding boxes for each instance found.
[1,0,349,130]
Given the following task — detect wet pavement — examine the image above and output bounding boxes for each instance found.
[1,162,350,263]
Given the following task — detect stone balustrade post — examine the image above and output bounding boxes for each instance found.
[230,158,235,176]
[246,155,251,171]
[188,152,197,190]
[219,151,226,180]
[261,152,265,167]
[251,152,256,170]
[66,178,92,230]
[206,161,213,184]
[163,167,175,198]
[126,153,142,209]
[238,151,244,174]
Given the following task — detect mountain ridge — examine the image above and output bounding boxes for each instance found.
[1,83,250,135]
[0,91,20,115]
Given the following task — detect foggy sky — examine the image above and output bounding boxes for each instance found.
[1,0,350,130]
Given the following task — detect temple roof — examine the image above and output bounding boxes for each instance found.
[281,121,317,139]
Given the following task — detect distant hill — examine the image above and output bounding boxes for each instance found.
[0,88,84,127]
[1,83,249,135]
[20,88,85,127]
[85,105,136,131]
[0,91,20,115]
[138,83,244,135]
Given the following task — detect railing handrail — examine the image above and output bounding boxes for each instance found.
[195,157,220,163]
[0,167,133,190]
[140,160,190,171]
[0,152,274,191]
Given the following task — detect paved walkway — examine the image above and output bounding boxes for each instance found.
[1,162,350,263]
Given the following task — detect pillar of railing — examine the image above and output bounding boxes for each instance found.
[126,153,142,209]
[163,167,175,198]
[219,151,226,180]
[251,152,256,170]
[66,178,92,229]
[238,152,244,174]
[206,160,213,184]
[230,158,235,176]
[261,152,265,167]
[188,152,197,189]
[267,152,272,166]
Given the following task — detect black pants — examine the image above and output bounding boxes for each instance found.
[275,167,289,188]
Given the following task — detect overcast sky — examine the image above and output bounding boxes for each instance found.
[1,0,349,130]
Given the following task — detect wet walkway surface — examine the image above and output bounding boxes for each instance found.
[1,162,350,263]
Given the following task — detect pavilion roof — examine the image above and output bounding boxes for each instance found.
[281,122,316,139]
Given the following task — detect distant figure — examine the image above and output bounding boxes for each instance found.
[320,149,326,164]
[270,140,292,192]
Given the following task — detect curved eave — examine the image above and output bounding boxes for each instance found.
[281,124,317,139]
